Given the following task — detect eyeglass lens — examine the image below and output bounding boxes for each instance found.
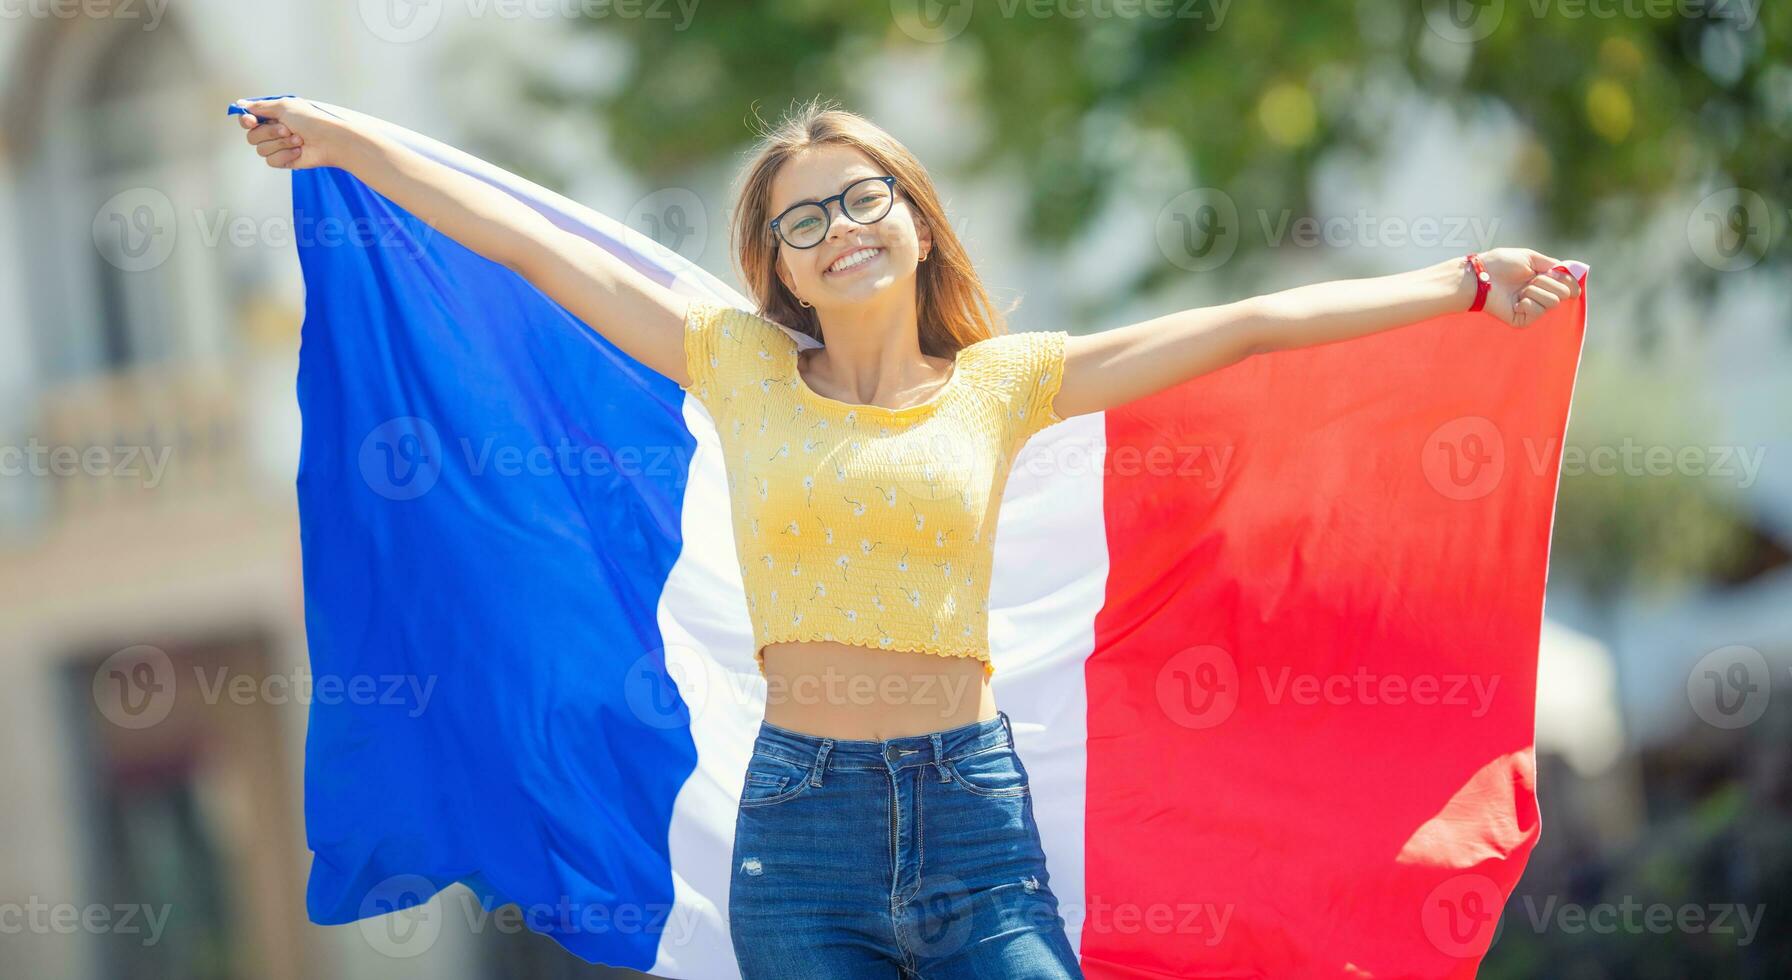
[780,177,894,248]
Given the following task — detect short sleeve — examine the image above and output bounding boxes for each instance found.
[679,300,725,398]
[997,329,1068,449]
[678,300,796,416]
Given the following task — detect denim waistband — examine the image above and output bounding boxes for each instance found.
[752,710,1015,775]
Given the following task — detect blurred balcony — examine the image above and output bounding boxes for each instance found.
[0,350,301,638]
[32,358,248,517]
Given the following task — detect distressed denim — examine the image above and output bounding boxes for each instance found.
[728,710,1083,978]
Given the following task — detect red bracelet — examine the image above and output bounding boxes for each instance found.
[1464,252,1491,313]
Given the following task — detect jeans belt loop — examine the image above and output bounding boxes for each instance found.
[811,739,833,787]
[930,732,951,783]
[999,709,1014,744]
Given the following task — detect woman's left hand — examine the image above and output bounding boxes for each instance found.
[1477,247,1583,328]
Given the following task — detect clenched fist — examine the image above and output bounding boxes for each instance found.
[235,97,348,171]
[1473,247,1584,328]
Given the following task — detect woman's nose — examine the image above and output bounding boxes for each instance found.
[823,203,858,239]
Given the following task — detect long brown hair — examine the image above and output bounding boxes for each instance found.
[730,96,1015,357]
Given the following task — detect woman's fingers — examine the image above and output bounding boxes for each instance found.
[1529,273,1572,303]
[1503,282,1558,327]
[265,146,303,169]
[233,98,324,170]
[235,98,287,121]
[248,123,289,146]
[1481,251,1583,327]
[1523,282,1560,308]
[255,131,303,168]
[1557,266,1583,299]
[256,134,299,157]
[1534,263,1582,300]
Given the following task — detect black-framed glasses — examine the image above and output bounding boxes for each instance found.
[768,175,899,249]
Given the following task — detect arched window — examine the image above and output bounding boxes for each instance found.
[5,17,240,529]
[17,18,218,381]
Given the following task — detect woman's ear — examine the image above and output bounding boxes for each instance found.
[913,212,933,262]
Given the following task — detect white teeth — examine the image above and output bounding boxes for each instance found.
[827,247,881,273]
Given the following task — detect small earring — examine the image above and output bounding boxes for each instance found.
[797,297,812,308]
[919,250,929,262]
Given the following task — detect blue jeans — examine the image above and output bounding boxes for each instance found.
[728,710,1083,978]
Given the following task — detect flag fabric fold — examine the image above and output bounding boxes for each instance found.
[244,98,1589,978]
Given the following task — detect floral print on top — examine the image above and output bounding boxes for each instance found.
[679,300,1068,677]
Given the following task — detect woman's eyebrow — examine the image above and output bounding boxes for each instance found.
[775,175,878,213]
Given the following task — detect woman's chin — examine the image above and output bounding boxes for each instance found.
[817,272,903,305]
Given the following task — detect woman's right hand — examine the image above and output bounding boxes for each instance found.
[235,97,348,171]
[230,95,692,385]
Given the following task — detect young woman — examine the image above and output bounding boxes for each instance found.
[235,95,1579,979]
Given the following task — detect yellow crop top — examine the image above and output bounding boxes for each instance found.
[679,300,1068,677]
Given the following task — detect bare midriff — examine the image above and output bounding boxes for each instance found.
[760,639,998,741]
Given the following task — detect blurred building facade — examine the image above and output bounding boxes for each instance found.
[2,10,298,980]
[1,3,1786,979]
[0,6,639,979]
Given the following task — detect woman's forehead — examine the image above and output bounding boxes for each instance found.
[772,147,881,210]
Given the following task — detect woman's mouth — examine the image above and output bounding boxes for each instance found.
[825,246,883,276]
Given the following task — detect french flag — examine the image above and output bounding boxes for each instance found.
[251,100,1588,978]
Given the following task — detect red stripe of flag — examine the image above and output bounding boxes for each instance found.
[1084,280,1588,977]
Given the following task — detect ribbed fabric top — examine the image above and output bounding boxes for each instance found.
[679,300,1068,677]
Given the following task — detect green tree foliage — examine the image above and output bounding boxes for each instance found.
[505,2,1782,598]
[534,0,1786,294]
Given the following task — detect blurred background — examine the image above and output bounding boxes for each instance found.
[0,1,1787,977]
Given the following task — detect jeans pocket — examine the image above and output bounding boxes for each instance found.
[739,750,814,808]
[946,745,1030,798]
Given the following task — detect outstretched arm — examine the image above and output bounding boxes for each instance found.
[1051,249,1581,420]
[234,97,692,386]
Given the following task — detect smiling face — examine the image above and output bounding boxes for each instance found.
[771,144,932,313]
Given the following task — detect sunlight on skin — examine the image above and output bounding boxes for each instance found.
[760,144,999,741]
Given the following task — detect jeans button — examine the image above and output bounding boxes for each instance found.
[885,746,899,762]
